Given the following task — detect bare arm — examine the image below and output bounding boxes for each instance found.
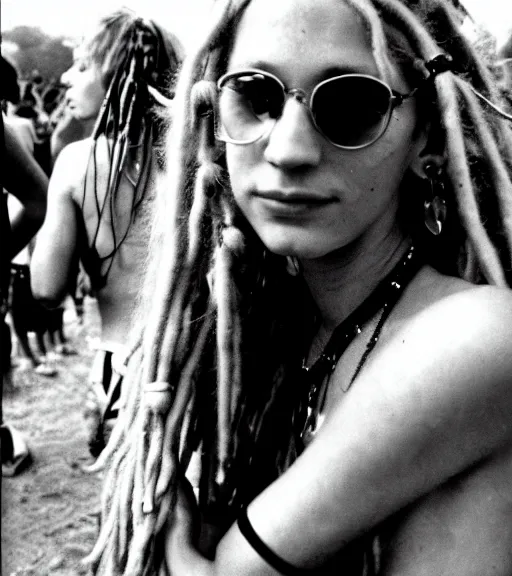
[3,122,48,259]
[30,141,86,307]
[166,286,512,575]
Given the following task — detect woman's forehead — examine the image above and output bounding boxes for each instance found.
[73,46,87,61]
[228,0,381,79]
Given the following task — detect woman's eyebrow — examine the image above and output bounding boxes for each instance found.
[229,61,278,74]
[319,64,378,79]
[228,62,379,84]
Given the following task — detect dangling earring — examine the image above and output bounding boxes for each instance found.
[285,256,301,276]
[423,161,447,236]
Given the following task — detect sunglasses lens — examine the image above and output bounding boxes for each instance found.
[313,76,393,148]
[219,72,284,143]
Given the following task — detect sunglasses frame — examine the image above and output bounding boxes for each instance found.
[216,68,416,150]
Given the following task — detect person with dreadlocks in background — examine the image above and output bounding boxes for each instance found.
[30,9,183,459]
[84,0,512,574]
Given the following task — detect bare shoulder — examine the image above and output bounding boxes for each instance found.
[327,266,512,412]
[50,138,95,202]
[379,266,512,408]
[52,136,113,206]
[53,137,93,170]
[401,267,512,363]
[377,271,512,575]
[339,266,512,426]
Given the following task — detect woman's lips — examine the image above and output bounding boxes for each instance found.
[254,190,337,214]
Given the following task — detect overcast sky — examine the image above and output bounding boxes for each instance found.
[2,0,511,50]
[2,0,213,49]
[462,0,512,47]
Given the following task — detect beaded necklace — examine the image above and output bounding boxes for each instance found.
[299,245,422,444]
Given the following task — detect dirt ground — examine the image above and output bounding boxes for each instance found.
[2,297,104,576]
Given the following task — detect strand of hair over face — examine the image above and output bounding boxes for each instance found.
[87,0,512,574]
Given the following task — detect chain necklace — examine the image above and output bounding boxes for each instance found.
[299,245,422,445]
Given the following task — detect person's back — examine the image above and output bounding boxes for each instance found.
[31,9,182,455]
[54,135,154,343]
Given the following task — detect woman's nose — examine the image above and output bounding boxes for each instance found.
[264,99,322,169]
[60,67,73,87]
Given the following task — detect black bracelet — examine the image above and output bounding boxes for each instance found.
[237,506,311,575]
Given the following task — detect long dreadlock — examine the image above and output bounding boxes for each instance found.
[86,1,512,574]
[83,10,183,288]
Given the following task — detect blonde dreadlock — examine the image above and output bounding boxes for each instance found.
[87,1,512,574]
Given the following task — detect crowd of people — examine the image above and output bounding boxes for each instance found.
[2,10,182,470]
[3,1,512,574]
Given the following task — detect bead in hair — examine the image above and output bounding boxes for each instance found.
[222,225,245,255]
[143,382,172,422]
[424,54,453,78]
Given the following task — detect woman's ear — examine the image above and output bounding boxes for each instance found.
[406,117,430,178]
[409,114,445,178]
[410,152,445,179]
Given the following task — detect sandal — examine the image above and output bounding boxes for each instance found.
[2,425,32,477]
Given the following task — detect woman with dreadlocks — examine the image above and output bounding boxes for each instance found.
[30,9,183,457]
[87,0,512,573]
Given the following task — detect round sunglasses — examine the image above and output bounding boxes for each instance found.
[216,68,417,150]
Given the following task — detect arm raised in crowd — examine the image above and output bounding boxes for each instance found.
[4,122,47,259]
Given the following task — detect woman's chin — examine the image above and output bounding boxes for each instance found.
[254,226,346,260]
[263,240,328,260]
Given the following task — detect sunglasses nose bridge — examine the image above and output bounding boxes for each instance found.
[283,88,315,125]
[287,88,308,106]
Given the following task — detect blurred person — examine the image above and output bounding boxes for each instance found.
[2,57,68,373]
[8,232,73,378]
[9,242,59,377]
[31,9,183,458]
[42,82,67,117]
[4,111,37,156]
[1,55,20,108]
[14,85,53,176]
[1,117,48,476]
[10,78,83,344]
[1,56,37,155]
[18,80,51,138]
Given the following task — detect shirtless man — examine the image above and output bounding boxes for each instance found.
[31,9,182,456]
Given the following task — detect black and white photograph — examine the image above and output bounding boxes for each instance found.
[2,0,512,574]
